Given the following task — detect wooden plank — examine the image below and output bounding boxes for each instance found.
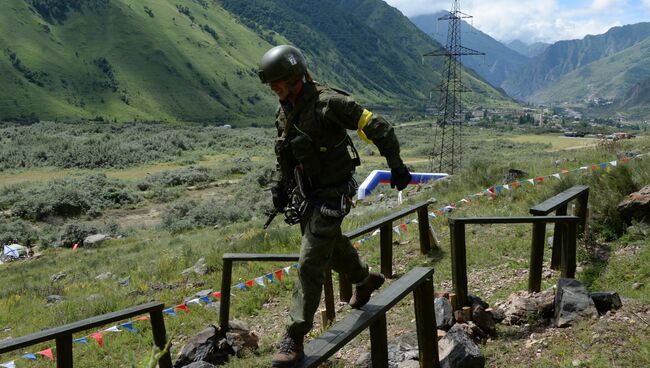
[550,205,568,270]
[56,335,73,368]
[380,223,393,278]
[575,190,590,237]
[297,267,435,368]
[528,222,546,293]
[450,223,468,308]
[0,302,164,353]
[369,315,389,368]
[344,201,431,239]
[222,253,299,261]
[150,309,173,368]
[448,216,579,225]
[219,258,233,334]
[417,207,432,254]
[561,222,577,278]
[529,185,589,215]
[414,276,439,368]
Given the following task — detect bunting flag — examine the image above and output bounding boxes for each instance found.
[104,326,121,333]
[0,361,15,368]
[90,332,104,348]
[21,354,36,361]
[265,273,274,283]
[553,173,561,180]
[283,266,291,274]
[535,177,545,182]
[36,348,54,361]
[136,315,150,321]
[235,283,247,290]
[199,296,212,305]
[372,229,380,236]
[580,166,588,170]
[495,186,502,194]
[244,280,255,288]
[293,263,299,269]
[120,322,137,332]
[399,223,408,231]
[255,277,266,287]
[275,269,283,282]
[352,241,361,248]
[186,298,201,306]
[73,337,89,344]
[610,160,617,166]
[175,304,189,312]
[511,181,521,187]
[600,163,608,169]
[591,164,599,170]
[393,226,400,235]
[428,212,437,218]
[72,243,79,251]
[163,308,177,316]
[560,169,569,174]
[488,186,495,194]
[412,219,419,223]
[212,291,222,299]
[527,179,535,185]
[503,184,510,190]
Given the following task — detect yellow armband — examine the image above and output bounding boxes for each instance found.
[357,109,374,144]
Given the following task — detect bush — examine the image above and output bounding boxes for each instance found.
[0,219,38,246]
[58,222,98,248]
[142,166,213,187]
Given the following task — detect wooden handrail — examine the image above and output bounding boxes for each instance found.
[297,267,439,368]
[0,302,172,368]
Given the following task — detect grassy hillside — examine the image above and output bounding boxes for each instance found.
[0,0,515,124]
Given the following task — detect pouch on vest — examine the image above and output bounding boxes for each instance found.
[290,133,321,187]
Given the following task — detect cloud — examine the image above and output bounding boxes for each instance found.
[385,0,639,43]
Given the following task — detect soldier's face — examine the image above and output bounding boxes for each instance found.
[270,79,291,100]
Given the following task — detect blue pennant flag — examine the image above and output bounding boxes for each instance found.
[495,186,502,194]
[293,263,299,268]
[120,322,137,332]
[21,354,37,361]
[199,296,212,304]
[600,163,608,169]
[163,308,177,316]
[235,283,247,290]
[73,337,88,344]
[265,273,274,282]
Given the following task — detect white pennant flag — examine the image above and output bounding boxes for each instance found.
[412,219,419,224]
[255,277,266,287]
[104,326,121,333]
[460,198,469,203]
[186,298,202,305]
[283,266,291,274]
[372,229,380,236]
[428,212,436,218]
[503,184,510,190]
[0,361,16,368]
[393,226,400,235]
[580,166,588,170]
[527,179,535,185]
[610,160,617,166]
[553,173,561,180]
[398,191,404,204]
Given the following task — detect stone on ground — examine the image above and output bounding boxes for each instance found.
[438,323,485,368]
[554,278,597,328]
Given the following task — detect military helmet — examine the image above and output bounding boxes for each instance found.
[258,45,307,83]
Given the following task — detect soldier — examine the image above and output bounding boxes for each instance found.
[258,45,411,367]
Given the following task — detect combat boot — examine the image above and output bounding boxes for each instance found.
[349,272,385,309]
[272,333,304,367]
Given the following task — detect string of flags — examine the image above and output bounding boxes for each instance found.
[1,263,299,366]
[3,153,646,367]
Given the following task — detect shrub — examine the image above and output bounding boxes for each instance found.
[58,222,98,248]
[142,166,213,187]
[0,219,38,246]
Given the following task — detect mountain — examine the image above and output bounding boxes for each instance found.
[528,37,650,117]
[506,40,550,58]
[501,22,650,100]
[410,12,529,89]
[0,0,513,124]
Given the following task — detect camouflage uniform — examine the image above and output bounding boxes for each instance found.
[274,81,405,337]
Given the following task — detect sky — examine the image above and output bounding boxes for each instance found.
[384,0,650,44]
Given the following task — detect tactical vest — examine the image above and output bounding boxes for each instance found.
[275,84,360,194]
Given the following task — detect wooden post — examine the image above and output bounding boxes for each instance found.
[150,308,173,368]
[575,190,589,238]
[380,223,393,278]
[369,314,389,368]
[550,205,567,270]
[55,334,73,368]
[323,268,336,325]
[449,222,468,309]
[219,258,233,335]
[417,207,431,254]
[561,222,577,278]
[339,273,352,303]
[414,276,439,368]
[528,222,546,293]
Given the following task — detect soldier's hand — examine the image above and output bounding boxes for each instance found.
[271,185,289,210]
[390,166,411,191]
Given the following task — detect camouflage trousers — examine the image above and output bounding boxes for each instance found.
[286,205,369,338]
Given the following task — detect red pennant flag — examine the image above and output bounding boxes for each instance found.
[560,169,569,174]
[435,210,443,216]
[488,186,495,194]
[399,223,408,231]
[622,157,630,164]
[511,181,520,187]
[90,332,104,348]
[352,242,360,249]
[245,280,254,288]
[591,164,599,170]
[175,304,189,312]
[535,177,544,182]
[275,269,283,282]
[212,291,222,299]
[37,348,54,361]
[72,243,79,250]
[136,315,150,321]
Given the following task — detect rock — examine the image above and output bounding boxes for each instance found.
[193,289,213,299]
[355,352,371,367]
[193,257,209,275]
[435,297,455,331]
[438,324,485,368]
[397,360,420,368]
[173,325,229,368]
[499,287,555,325]
[84,234,110,246]
[486,308,505,324]
[51,271,67,282]
[47,295,64,303]
[119,276,131,286]
[554,278,597,328]
[617,185,650,223]
[86,294,101,302]
[468,295,489,310]
[590,292,622,314]
[95,272,114,281]
[225,320,259,357]
[471,304,496,336]
[180,362,216,368]
[632,282,644,290]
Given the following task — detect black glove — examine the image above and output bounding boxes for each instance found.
[271,185,289,211]
[390,166,411,191]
